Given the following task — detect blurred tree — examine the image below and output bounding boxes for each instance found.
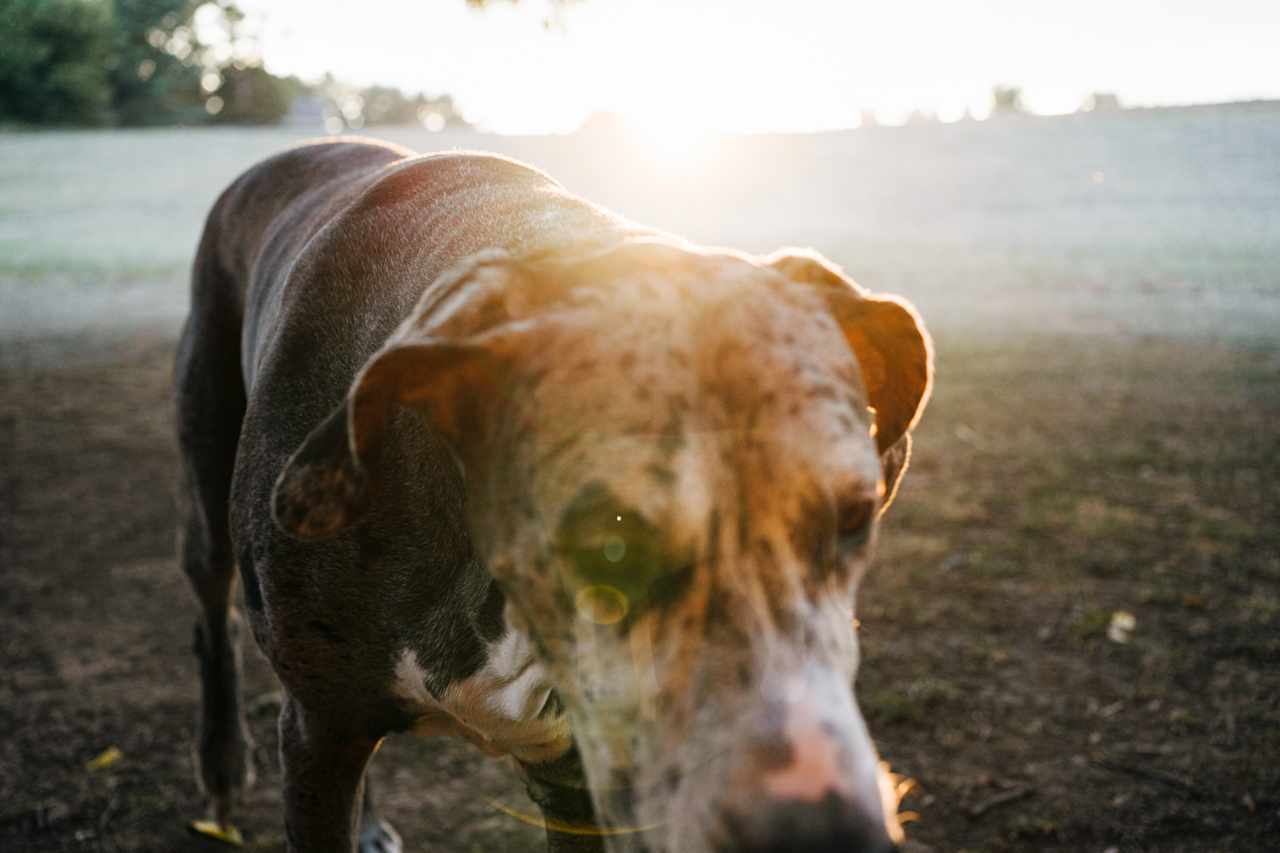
[313,82,468,130]
[991,85,1026,116]
[202,1,296,124]
[0,0,114,125]
[109,0,206,125]
[361,84,422,126]
[1,0,472,127]
[418,93,467,129]
[213,65,293,123]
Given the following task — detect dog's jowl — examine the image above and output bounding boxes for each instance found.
[175,139,932,853]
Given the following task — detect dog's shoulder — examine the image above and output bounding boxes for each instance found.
[351,150,562,214]
[219,138,411,217]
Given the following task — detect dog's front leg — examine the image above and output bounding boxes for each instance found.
[279,696,379,853]
[520,748,607,853]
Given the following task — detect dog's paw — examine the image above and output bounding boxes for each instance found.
[358,818,403,853]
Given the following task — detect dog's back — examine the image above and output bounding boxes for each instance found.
[201,140,632,394]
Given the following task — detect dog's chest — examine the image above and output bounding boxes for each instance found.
[390,631,570,763]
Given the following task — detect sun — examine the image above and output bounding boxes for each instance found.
[613,109,719,166]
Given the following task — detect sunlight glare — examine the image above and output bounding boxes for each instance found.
[571,2,841,138]
[240,0,1280,134]
[618,114,719,168]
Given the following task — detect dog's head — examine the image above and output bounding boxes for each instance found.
[273,239,931,852]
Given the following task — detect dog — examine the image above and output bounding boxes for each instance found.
[175,137,932,853]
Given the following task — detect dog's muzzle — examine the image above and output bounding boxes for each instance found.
[713,667,899,853]
[719,793,898,853]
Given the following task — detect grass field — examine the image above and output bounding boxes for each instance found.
[2,108,1278,851]
[4,104,1279,340]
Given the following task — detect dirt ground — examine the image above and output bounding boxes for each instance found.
[2,324,1277,853]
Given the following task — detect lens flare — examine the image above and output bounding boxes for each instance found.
[575,584,629,625]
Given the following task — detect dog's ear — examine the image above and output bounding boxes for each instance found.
[272,253,552,541]
[271,339,507,540]
[766,249,933,458]
[878,433,911,517]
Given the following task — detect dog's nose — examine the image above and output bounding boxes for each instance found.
[721,793,899,853]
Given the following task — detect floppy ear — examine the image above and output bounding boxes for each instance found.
[878,433,912,517]
[271,339,507,540]
[766,249,933,457]
[271,250,552,541]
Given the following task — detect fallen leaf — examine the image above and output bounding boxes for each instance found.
[190,819,244,847]
[1106,611,1136,643]
[85,747,122,772]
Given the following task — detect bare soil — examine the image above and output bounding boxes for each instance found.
[2,328,1277,852]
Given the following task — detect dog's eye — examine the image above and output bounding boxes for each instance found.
[565,536,660,587]
[559,532,695,625]
[836,497,876,550]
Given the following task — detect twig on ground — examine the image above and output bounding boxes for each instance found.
[968,786,1035,818]
[1092,757,1196,792]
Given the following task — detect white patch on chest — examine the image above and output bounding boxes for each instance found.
[391,632,570,763]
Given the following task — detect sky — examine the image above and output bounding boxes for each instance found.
[235,0,1280,134]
